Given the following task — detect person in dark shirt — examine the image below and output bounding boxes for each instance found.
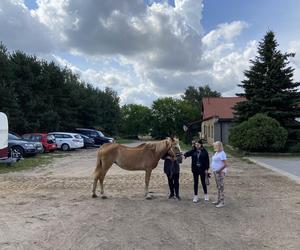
[163,140,182,200]
[184,140,210,203]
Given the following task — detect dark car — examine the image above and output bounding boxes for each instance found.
[8,133,39,157]
[22,133,57,152]
[79,134,95,148]
[75,128,114,146]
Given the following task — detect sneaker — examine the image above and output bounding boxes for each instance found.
[168,194,175,199]
[175,196,181,200]
[204,194,209,201]
[216,203,225,208]
[193,195,199,203]
[212,201,219,204]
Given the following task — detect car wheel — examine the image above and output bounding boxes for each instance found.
[61,143,70,151]
[13,146,24,157]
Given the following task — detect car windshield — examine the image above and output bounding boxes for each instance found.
[47,135,55,141]
[98,131,105,137]
[8,133,22,140]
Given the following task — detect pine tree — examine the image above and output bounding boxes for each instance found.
[234,31,300,146]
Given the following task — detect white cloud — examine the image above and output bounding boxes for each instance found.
[0,0,54,53]
[0,0,271,105]
[288,40,300,82]
[32,0,205,72]
[202,21,249,48]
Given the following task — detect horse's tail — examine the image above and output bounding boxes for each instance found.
[93,147,103,177]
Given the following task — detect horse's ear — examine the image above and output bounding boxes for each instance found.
[170,136,177,142]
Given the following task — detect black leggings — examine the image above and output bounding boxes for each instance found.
[193,172,207,195]
[167,173,180,197]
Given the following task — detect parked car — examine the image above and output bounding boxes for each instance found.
[22,133,57,153]
[79,134,95,148]
[74,128,115,146]
[48,132,84,151]
[8,133,39,157]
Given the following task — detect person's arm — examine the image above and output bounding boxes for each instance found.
[204,149,210,171]
[184,150,193,158]
[217,152,228,173]
[217,160,228,173]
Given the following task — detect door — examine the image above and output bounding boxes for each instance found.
[0,112,8,159]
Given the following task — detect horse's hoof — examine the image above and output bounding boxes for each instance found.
[92,194,98,198]
[101,195,108,199]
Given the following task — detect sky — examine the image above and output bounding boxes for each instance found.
[1,0,300,106]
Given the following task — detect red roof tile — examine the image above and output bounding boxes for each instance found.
[202,97,246,120]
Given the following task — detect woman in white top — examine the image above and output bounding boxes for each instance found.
[211,141,228,208]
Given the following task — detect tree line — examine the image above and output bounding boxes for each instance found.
[0,42,220,139]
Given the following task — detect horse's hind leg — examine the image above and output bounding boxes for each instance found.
[145,169,152,199]
[92,150,103,198]
[99,168,109,199]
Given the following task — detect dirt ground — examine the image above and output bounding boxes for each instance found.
[0,142,300,250]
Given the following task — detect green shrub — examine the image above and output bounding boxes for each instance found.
[287,143,300,153]
[229,114,288,152]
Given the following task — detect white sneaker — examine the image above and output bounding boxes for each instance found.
[193,195,199,203]
[204,194,209,201]
[216,203,225,208]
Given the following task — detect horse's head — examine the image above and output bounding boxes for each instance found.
[166,137,182,161]
[171,137,182,155]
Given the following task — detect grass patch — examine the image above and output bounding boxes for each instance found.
[223,145,245,158]
[0,151,67,174]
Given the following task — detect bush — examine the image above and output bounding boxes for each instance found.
[229,114,288,152]
[287,143,300,153]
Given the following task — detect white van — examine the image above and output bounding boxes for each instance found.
[0,112,20,164]
[0,112,9,160]
[48,132,84,151]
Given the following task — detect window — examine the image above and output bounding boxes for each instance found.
[22,134,31,139]
[31,135,42,142]
[54,134,63,138]
[90,132,98,138]
[63,134,72,138]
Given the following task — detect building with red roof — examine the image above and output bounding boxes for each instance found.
[201,97,246,144]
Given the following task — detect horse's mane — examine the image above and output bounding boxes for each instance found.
[144,138,170,154]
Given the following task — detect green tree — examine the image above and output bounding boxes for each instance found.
[0,43,23,131]
[182,84,221,114]
[120,104,152,137]
[151,97,198,138]
[234,31,300,146]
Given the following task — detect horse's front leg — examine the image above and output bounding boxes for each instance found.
[145,169,152,199]
[92,177,98,198]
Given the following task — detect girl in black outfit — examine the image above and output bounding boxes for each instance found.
[163,152,181,200]
[184,140,210,203]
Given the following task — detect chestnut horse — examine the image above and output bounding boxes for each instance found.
[92,137,181,199]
